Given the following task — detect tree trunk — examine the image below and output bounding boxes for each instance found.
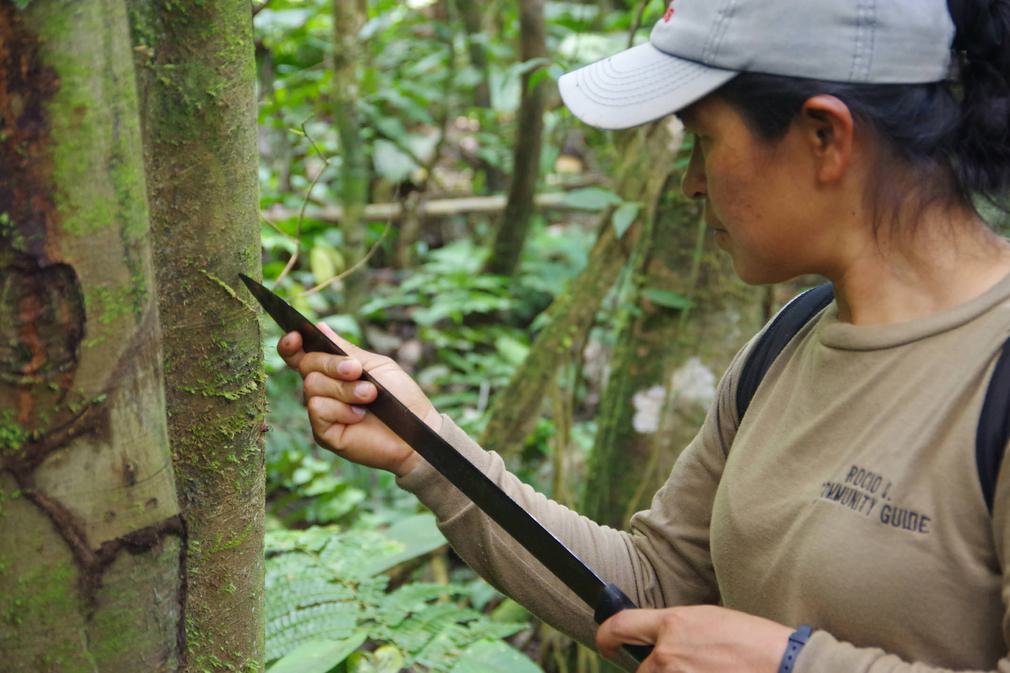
[483,0,547,276]
[332,0,370,312]
[480,122,678,457]
[128,2,266,671]
[0,1,184,670]
[455,0,506,194]
[582,184,765,529]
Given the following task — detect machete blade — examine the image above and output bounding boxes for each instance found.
[239,273,653,662]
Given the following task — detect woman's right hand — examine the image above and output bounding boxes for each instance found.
[277,323,440,478]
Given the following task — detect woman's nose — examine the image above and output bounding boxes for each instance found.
[680,141,706,200]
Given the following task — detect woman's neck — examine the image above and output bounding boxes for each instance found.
[828,207,1010,325]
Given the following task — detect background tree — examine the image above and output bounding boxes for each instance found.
[0,1,183,669]
[582,162,765,528]
[128,1,266,671]
[479,123,677,458]
[330,0,370,310]
[484,0,547,276]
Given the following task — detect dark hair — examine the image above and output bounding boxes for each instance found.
[714,0,1010,231]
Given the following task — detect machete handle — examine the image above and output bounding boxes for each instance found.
[593,583,654,662]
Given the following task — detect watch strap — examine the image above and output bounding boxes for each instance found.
[777,624,813,673]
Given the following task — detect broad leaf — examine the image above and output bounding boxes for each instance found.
[267,632,368,673]
[361,512,446,575]
[562,187,624,211]
[611,202,641,238]
[450,639,543,673]
[641,288,694,310]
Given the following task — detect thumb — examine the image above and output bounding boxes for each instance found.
[596,609,663,661]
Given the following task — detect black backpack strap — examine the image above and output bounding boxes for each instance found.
[976,335,1010,515]
[736,284,835,422]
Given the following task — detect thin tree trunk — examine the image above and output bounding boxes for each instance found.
[581,186,765,528]
[128,2,265,671]
[455,0,506,194]
[0,1,183,669]
[332,0,369,312]
[483,0,547,276]
[479,123,678,456]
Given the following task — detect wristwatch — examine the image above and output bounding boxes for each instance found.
[777,624,813,673]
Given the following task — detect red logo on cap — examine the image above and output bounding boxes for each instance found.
[663,4,675,22]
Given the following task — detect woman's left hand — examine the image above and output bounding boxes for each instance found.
[596,605,793,673]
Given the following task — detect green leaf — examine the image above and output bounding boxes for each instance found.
[561,187,624,211]
[373,139,419,183]
[267,632,367,673]
[309,243,345,286]
[360,513,446,576]
[494,335,530,367]
[489,598,532,623]
[641,288,694,311]
[450,639,544,673]
[611,202,641,239]
[346,644,405,673]
[512,56,552,79]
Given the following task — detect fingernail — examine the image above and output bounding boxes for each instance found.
[351,405,366,416]
[338,360,355,375]
[355,382,371,398]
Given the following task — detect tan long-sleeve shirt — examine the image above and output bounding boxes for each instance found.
[398,273,1010,672]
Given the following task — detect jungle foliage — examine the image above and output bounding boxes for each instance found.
[254,2,696,672]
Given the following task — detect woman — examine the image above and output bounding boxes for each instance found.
[279,0,1010,670]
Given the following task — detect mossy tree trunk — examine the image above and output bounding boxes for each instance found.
[128,2,266,672]
[0,1,184,670]
[581,176,765,529]
[483,0,547,276]
[480,122,679,457]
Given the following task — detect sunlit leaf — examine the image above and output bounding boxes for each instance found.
[562,187,624,211]
[361,512,446,575]
[641,288,694,310]
[267,632,368,673]
[449,639,543,673]
[612,202,640,238]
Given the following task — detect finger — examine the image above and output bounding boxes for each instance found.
[298,352,364,382]
[304,371,377,405]
[307,396,367,434]
[278,331,305,369]
[596,609,664,661]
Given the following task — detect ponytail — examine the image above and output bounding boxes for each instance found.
[949,0,1010,203]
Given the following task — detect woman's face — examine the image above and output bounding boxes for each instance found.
[679,96,829,284]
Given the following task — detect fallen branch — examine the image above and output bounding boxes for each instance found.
[262,192,594,223]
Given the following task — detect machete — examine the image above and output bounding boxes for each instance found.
[240,274,653,662]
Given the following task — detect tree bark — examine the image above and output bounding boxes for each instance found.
[479,123,678,457]
[128,2,265,671]
[0,1,183,670]
[483,0,547,276]
[454,0,506,194]
[332,0,370,311]
[581,187,765,528]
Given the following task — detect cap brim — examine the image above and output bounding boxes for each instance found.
[558,43,737,130]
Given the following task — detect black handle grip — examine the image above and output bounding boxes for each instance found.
[593,583,654,663]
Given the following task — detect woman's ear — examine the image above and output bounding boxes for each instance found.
[797,95,855,184]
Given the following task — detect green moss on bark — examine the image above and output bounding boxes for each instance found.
[129,1,266,670]
[1,3,183,670]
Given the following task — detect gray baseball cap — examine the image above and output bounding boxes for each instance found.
[558,0,957,130]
